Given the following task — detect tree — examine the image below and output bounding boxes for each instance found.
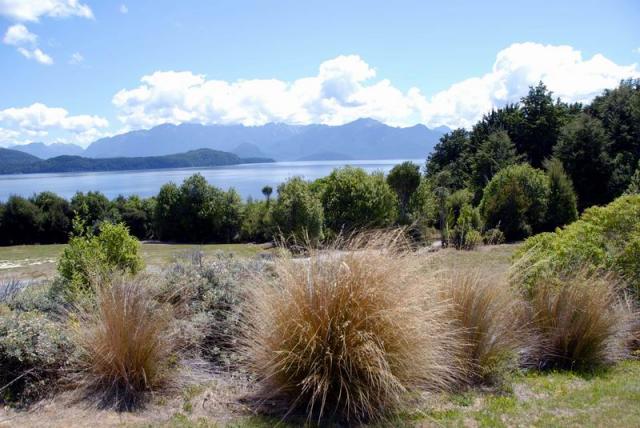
[544,158,578,230]
[470,103,524,149]
[71,191,117,231]
[625,161,640,195]
[0,196,41,245]
[320,167,397,232]
[470,130,521,201]
[518,82,566,167]
[261,185,273,204]
[154,182,181,241]
[33,191,72,243]
[480,164,550,241]
[554,113,612,209]
[425,129,473,190]
[113,195,154,240]
[386,161,421,223]
[272,177,324,242]
[589,79,640,195]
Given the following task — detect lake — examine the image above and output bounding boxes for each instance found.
[0,159,422,201]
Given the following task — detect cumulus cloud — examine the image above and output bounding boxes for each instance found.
[3,23,37,45]
[3,23,54,65]
[17,46,53,64]
[0,103,109,146]
[113,44,640,130]
[0,0,93,22]
[420,42,640,128]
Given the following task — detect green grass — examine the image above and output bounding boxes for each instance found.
[0,242,270,280]
[409,360,640,428]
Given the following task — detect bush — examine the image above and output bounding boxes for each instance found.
[527,273,633,370]
[0,310,71,404]
[544,158,578,230]
[439,272,528,386]
[271,177,324,243]
[240,232,458,423]
[480,164,550,241]
[239,198,272,242]
[513,195,640,298]
[483,228,506,245]
[449,203,482,250]
[70,276,175,410]
[319,167,398,232]
[57,221,144,298]
[159,251,264,365]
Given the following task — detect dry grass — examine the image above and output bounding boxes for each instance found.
[529,272,635,371]
[438,271,532,386]
[238,231,460,424]
[69,276,176,410]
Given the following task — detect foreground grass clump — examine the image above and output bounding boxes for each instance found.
[240,232,459,423]
[528,273,634,371]
[439,272,529,386]
[70,276,175,410]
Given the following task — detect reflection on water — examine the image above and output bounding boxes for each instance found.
[0,159,422,201]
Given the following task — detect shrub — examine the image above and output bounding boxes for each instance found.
[57,221,144,298]
[70,276,175,410]
[159,251,264,365]
[527,273,634,370]
[240,232,458,423]
[439,273,528,386]
[483,228,506,245]
[0,310,71,404]
[271,177,324,243]
[626,160,640,195]
[480,164,550,241]
[449,203,482,250]
[513,194,640,298]
[239,198,272,242]
[319,167,398,232]
[0,195,41,245]
[544,158,578,230]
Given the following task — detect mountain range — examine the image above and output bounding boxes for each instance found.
[6,119,448,161]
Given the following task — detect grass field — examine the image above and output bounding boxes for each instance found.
[0,242,271,281]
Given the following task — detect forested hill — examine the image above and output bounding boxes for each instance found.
[0,148,273,174]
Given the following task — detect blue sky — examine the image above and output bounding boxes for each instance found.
[0,0,639,147]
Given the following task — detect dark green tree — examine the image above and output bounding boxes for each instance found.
[544,158,578,230]
[154,182,181,241]
[480,164,550,241]
[625,161,640,195]
[261,185,273,204]
[425,129,473,190]
[519,82,565,167]
[386,161,421,223]
[554,113,612,209]
[321,167,397,232]
[272,177,324,242]
[0,196,42,245]
[32,191,72,243]
[470,130,521,201]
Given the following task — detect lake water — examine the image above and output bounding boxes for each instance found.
[0,159,422,201]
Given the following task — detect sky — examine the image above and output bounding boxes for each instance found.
[0,0,639,148]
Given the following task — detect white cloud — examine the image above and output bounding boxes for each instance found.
[69,51,83,64]
[17,46,53,64]
[0,0,93,22]
[119,4,128,14]
[3,23,54,65]
[3,23,37,45]
[113,44,640,130]
[419,43,640,128]
[0,103,109,146]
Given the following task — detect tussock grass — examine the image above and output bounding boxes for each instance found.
[529,273,635,371]
[69,276,176,410]
[438,272,532,386]
[239,231,460,424]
